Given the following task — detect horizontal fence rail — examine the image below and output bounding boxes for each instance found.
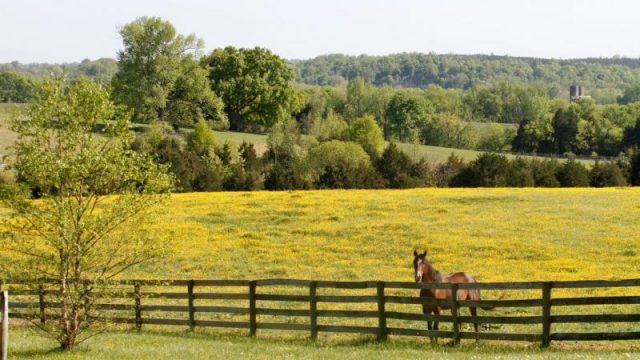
[2,278,640,347]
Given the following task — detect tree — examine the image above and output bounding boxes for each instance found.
[187,119,218,156]
[384,91,434,142]
[202,46,297,131]
[477,124,515,152]
[263,119,311,190]
[348,114,384,156]
[0,77,173,350]
[618,83,640,104]
[111,17,224,125]
[0,71,37,102]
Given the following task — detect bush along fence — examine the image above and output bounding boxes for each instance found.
[3,279,640,347]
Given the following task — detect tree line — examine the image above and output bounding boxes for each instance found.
[292,53,640,103]
[3,16,640,192]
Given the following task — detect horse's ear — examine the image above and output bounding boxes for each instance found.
[422,250,427,257]
[413,249,418,257]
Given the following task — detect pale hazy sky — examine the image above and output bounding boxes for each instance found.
[1,0,639,63]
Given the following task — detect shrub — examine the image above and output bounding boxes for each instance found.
[375,142,435,188]
[589,161,627,187]
[308,140,381,189]
[529,158,561,187]
[506,157,535,187]
[556,159,590,187]
[451,153,511,187]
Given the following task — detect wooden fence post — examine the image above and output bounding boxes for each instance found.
[134,282,142,330]
[309,281,318,340]
[188,280,195,331]
[376,281,387,341]
[1,290,8,360]
[541,282,553,347]
[38,285,46,324]
[249,281,257,337]
[450,284,460,345]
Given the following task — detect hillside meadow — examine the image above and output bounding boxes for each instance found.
[104,188,639,281]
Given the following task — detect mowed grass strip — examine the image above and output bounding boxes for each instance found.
[9,327,640,360]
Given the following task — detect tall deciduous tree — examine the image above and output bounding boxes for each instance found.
[111,17,224,126]
[384,92,434,142]
[202,46,297,131]
[0,77,173,350]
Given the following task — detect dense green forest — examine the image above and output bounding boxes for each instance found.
[6,53,640,104]
[292,53,640,104]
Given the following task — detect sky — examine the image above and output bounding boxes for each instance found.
[1,0,639,63]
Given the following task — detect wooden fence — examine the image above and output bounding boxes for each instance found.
[1,291,8,360]
[4,279,640,347]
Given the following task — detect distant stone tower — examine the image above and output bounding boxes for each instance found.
[569,85,586,102]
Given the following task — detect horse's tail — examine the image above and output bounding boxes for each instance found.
[467,276,504,311]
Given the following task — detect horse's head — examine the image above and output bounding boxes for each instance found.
[413,249,429,282]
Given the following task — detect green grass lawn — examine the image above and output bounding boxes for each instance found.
[9,327,639,359]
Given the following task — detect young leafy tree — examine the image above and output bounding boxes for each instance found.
[348,114,384,156]
[0,77,173,350]
[202,46,297,131]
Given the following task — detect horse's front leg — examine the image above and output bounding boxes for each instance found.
[433,308,440,344]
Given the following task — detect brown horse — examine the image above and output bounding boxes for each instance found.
[413,249,486,342]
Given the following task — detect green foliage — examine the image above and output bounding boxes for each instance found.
[477,123,515,152]
[264,119,311,190]
[308,140,381,189]
[0,76,173,350]
[529,158,561,187]
[344,77,393,123]
[506,157,535,187]
[451,153,511,187]
[294,53,640,99]
[0,71,37,102]
[0,58,118,84]
[618,83,640,104]
[76,58,118,85]
[187,119,218,155]
[202,46,296,130]
[556,159,590,187]
[422,113,477,149]
[348,114,384,156]
[309,109,349,142]
[384,91,434,142]
[111,17,224,126]
[375,142,435,188]
[589,161,627,187]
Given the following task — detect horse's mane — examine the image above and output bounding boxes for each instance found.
[428,262,442,283]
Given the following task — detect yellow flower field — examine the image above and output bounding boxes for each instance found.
[130,187,640,283]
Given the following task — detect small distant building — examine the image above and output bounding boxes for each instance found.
[569,85,590,102]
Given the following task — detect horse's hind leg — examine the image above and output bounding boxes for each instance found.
[433,308,440,344]
[470,307,479,342]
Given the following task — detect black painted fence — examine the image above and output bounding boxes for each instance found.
[4,279,640,347]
